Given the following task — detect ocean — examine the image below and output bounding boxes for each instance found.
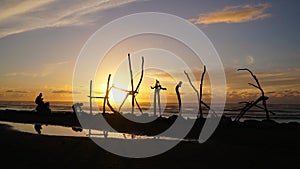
[0,100,300,123]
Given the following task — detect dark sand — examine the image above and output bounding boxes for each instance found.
[0,109,299,169]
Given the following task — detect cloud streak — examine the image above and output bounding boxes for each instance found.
[189,3,271,25]
[52,90,73,94]
[0,0,138,38]
[5,90,28,93]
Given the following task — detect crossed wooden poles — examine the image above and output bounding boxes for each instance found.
[88,74,111,114]
[88,53,144,115]
[117,53,144,114]
[234,68,274,121]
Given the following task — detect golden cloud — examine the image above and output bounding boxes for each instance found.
[189,3,271,25]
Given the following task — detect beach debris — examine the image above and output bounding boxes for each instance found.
[234,68,274,121]
[184,65,213,118]
[150,79,167,116]
[116,53,144,114]
[34,92,51,113]
[175,81,183,115]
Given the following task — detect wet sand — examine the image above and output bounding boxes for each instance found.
[0,109,299,169]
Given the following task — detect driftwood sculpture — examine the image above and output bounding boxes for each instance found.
[87,75,111,137]
[151,80,167,116]
[88,74,111,114]
[175,81,182,115]
[117,53,144,114]
[234,68,274,121]
[184,65,212,118]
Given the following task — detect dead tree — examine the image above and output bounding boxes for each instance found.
[234,68,273,121]
[118,53,144,114]
[184,65,209,118]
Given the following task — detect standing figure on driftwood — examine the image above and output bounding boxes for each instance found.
[175,81,182,115]
[35,92,51,113]
[150,80,167,116]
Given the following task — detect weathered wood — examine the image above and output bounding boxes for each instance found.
[236,68,271,121]
[103,74,111,113]
[150,80,167,116]
[199,65,206,118]
[128,54,135,114]
[184,65,207,118]
[118,54,144,114]
[89,80,92,114]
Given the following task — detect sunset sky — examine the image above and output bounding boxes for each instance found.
[0,0,299,105]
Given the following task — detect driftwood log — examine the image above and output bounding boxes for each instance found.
[184,65,212,118]
[235,68,273,121]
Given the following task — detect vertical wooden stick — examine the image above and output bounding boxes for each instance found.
[153,90,157,115]
[89,80,92,115]
[184,71,200,114]
[184,65,206,118]
[103,74,111,113]
[128,53,134,114]
[199,66,206,118]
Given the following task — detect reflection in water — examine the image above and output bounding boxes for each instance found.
[34,123,42,134]
[0,121,191,142]
[0,121,87,137]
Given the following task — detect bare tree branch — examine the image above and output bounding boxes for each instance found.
[248,83,260,90]
[184,66,206,118]
[135,56,144,93]
[184,71,200,99]
[236,68,271,120]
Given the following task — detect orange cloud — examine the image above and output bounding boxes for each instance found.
[189,3,271,25]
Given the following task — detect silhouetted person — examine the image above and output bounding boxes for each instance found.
[35,92,51,113]
[35,93,44,112]
[34,124,42,134]
[35,93,44,105]
[150,80,167,116]
[175,81,182,115]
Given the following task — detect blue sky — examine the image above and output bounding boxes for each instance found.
[0,0,299,104]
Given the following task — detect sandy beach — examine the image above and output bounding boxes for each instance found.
[0,109,299,169]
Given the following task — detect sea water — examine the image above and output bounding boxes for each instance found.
[1,101,299,123]
[1,101,299,139]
